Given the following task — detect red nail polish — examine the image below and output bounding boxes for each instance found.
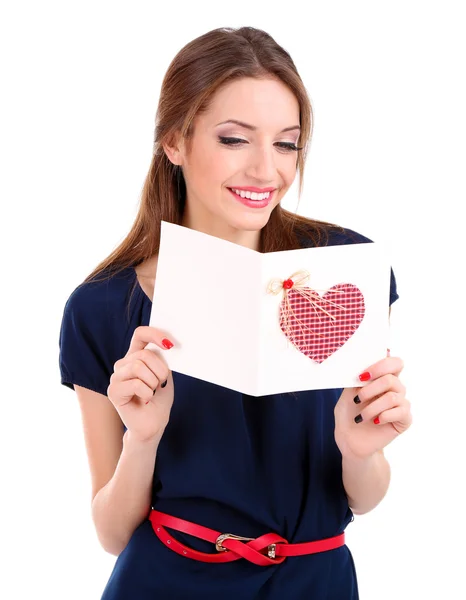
[374,417,380,425]
[359,371,371,382]
[162,338,174,349]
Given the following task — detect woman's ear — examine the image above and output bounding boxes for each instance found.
[162,132,184,166]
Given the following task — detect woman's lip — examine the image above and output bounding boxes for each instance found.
[227,187,274,208]
[230,186,276,193]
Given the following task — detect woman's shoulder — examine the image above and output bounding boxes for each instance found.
[298,222,373,249]
[59,266,142,395]
[62,266,142,334]
[66,266,135,307]
[297,222,399,306]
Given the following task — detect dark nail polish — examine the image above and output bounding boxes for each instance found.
[161,380,168,388]
[354,414,363,424]
[153,388,157,395]
[354,395,361,404]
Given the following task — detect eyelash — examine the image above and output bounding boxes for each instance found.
[218,136,303,152]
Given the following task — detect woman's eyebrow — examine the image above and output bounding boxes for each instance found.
[215,119,300,133]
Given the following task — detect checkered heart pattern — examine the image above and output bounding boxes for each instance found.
[279,283,365,363]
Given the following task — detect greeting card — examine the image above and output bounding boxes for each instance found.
[146,221,392,396]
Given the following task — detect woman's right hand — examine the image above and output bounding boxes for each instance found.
[107,326,175,442]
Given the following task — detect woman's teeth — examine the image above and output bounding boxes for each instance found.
[230,188,271,200]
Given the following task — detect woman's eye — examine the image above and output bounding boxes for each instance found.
[218,136,247,146]
[276,142,300,152]
[218,136,300,152]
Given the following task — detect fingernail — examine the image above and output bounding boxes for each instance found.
[162,338,174,349]
[374,417,380,425]
[359,371,371,382]
[354,395,361,404]
[153,388,157,395]
[354,414,363,424]
[161,380,168,388]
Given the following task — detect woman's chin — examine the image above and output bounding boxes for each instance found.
[227,211,273,232]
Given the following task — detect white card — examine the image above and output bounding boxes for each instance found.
[147,221,391,396]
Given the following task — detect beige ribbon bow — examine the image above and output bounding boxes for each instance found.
[266,270,347,339]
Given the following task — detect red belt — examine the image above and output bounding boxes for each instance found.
[149,509,345,567]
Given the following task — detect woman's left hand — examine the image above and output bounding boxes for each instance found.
[334,352,413,460]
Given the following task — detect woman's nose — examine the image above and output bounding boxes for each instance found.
[246,146,277,182]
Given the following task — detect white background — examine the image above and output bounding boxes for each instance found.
[1,1,464,598]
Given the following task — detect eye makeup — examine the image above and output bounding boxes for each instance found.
[218,136,303,152]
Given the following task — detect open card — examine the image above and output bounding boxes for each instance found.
[147,221,391,396]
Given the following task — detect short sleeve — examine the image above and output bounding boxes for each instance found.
[388,268,399,307]
[308,225,400,307]
[338,228,399,307]
[59,281,120,397]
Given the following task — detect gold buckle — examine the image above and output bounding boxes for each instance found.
[215,533,277,559]
[215,533,254,552]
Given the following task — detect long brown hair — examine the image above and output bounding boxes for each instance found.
[82,26,343,299]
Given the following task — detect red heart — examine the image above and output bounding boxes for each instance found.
[279,283,365,363]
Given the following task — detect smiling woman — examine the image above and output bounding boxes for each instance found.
[76,28,331,292]
[58,25,405,600]
[161,77,305,236]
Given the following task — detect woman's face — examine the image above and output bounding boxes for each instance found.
[166,77,301,249]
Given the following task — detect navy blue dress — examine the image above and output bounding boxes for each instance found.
[59,227,399,599]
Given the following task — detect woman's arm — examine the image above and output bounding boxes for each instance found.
[91,429,162,555]
[75,384,164,556]
[342,449,391,515]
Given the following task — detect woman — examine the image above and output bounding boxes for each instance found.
[59,26,412,599]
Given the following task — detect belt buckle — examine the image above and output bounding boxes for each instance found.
[215,533,254,552]
[215,533,277,559]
